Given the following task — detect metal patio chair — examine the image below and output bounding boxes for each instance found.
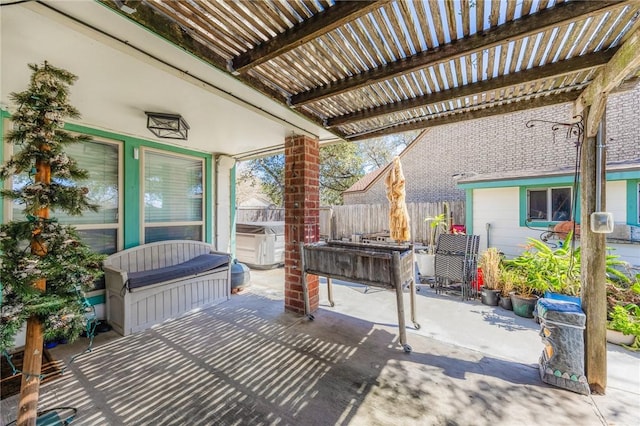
[434,234,480,300]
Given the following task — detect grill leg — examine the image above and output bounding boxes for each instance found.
[409,277,420,330]
[392,251,411,353]
[300,243,313,320]
[327,277,335,307]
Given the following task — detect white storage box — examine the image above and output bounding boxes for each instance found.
[236,221,285,269]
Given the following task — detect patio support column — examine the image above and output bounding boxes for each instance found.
[580,107,607,394]
[284,134,320,314]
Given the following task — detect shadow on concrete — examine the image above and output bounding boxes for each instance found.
[2,289,631,425]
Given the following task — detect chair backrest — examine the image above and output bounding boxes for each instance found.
[103,240,213,273]
[434,234,480,282]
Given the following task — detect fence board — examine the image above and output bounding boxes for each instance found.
[237,201,465,244]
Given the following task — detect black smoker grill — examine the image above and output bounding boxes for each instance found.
[301,240,419,352]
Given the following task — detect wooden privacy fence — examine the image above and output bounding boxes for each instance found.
[237,201,465,244]
[324,201,465,242]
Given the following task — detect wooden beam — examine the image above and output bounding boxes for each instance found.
[575,26,640,136]
[231,1,387,73]
[346,91,580,141]
[581,109,608,394]
[328,49,617,127]
[291,0,627,106]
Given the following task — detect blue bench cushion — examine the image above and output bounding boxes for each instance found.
[127,254,229,290]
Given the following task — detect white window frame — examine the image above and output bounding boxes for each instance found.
[4,129,123,254]
[68,138,123,254]
[140,147,205,243]
[527,186,573,222]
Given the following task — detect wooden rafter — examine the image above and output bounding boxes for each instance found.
[327,49,617,127]
[231,0,387,74]
[346,91,580,141]
[290,0,627,106]
[575,26,640,136]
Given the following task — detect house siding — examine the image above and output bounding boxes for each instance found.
[606,181,627,223]
[473,182,640,266]
[344,83,640,206]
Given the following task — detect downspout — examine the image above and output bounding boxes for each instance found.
[595,120,605,211]
[214,155,220,251]
[486,223,491,249]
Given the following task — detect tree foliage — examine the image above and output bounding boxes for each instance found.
[239,155,285,206]
[356,131,419,171]
[319,143,363,205]
[239,142,366,206]
[239,133,415,206]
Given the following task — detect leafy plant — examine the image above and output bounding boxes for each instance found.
[607,277,640,349]
[498,267,521,297]
[502,233,583,297]
[424,213,448,255]
[608,304,640,336]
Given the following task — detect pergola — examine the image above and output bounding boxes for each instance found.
[103,0,640,142]
[103,0,640,396]
[15,0,640,395]
[103,0,640,394]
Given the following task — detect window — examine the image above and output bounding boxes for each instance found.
[143,150,203,243]
[12,139,121,255]
[527,187,572,222]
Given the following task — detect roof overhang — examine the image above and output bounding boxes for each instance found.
[0,1,340,158]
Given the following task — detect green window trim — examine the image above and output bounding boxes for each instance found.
[1,110,213,250]
[628,179,639,225]
[465,189,473,235]
[63,123,213,249]
[519,185,581,227]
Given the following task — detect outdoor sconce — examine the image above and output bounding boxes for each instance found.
[145,112,190,140]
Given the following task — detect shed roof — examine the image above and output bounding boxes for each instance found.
[103,0,640,142]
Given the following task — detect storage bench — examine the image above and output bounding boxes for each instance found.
[103,240,231,336]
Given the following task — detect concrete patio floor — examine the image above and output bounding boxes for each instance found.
[2,267,639,425]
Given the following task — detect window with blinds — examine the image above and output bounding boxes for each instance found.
[143,149,204,243]
[12,139,121,255]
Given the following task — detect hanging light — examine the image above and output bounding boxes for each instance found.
[145,112,189,140]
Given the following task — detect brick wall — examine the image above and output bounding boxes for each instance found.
[284,135,320,314]
[344,83,640,205]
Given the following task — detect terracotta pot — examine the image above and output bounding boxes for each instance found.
[606,329,635,346]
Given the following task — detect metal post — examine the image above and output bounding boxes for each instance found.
[299,243,311,319]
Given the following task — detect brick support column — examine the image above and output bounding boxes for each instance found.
[284,135,320,314]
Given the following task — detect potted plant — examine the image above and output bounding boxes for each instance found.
[497,268,521,310]
[606,278,640,348]
[606,304,640,347]
[501,243,551,318]
[416,212,448,278]
[478,247,501,306]
[508,275,544,318]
